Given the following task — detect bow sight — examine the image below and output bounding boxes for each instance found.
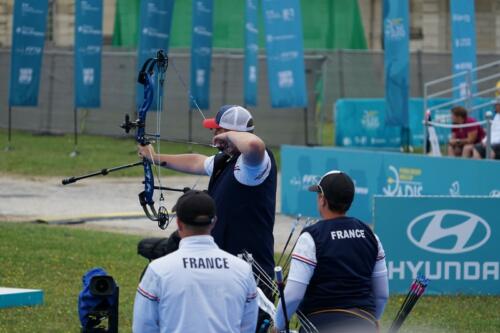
[120,113,139,135]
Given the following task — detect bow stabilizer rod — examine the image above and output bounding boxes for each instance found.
[62,161,143,185]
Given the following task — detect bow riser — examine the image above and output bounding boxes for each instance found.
[130,50,169,228]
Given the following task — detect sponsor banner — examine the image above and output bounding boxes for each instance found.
[374,196,500,294]
[383,0,409,127]
[137,0,175,109]
[450,0,477,99]
[244,0,259,107]
[335,98,493,148]
[262,0,307,108]
[74,0,103,108]
[281,145,500,223]
[190,0,213,110]
[9,0,48,106]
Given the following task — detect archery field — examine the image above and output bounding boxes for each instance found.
[1,130,500,333]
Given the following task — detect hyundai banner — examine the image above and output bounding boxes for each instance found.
[244,0,259,107]
[9,0,48,106]
[450,0,477,99]
[190,0,213,110]
[281,145,500,223]
[262,0,307,108]
[374,196,500,294]
[383,0,409,127]
[137,0,175,109]
[74,0,103,108]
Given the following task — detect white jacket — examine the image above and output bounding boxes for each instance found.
[133,235,258,333]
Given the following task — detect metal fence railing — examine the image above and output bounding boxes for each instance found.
[423,59,500,156]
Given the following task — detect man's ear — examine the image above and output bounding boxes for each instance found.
[176,219,183,233]
[320,195,329,210]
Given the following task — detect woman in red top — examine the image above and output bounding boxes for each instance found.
[447,106,486,157]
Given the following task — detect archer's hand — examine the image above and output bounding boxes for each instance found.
[137,144,157,163]
[213,132,237,155]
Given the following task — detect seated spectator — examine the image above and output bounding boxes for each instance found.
[472,103,500,160]
[447,106,485,157]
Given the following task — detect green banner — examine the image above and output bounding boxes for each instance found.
[112,0,139,47]
[112,0,367,50]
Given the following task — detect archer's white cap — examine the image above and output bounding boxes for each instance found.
[202,105,255,132]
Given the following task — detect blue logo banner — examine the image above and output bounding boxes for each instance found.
[137,0,175,110]
[244,0,259,107]
[375,196,500,295]
[383,0,409,127]
[74,0,103,108]
[9,0,48,107]
[281,145,500,223]
[190,0,213,110]
[262,0,307,108]
[335,98,493,149]
[450,0,477,99]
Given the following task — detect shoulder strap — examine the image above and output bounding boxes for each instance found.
[208,152,235,190]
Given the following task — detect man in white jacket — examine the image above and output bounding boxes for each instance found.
[133,190,258,333]
[472,103,500,159]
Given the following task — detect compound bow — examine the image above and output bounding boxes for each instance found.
[122,50,172,229]
[62,50,192,229]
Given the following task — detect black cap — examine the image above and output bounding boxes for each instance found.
[308,170,355,212]
[173,190,216,226]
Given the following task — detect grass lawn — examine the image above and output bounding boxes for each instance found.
[0,129,216,177]
[1,222,499,333]
[0,222,145,333]
[0,129,281,177]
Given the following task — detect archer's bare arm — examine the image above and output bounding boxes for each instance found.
[137,144,208,175]
[212,131,266,166]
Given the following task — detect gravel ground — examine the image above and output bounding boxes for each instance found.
[0,175,300,252]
